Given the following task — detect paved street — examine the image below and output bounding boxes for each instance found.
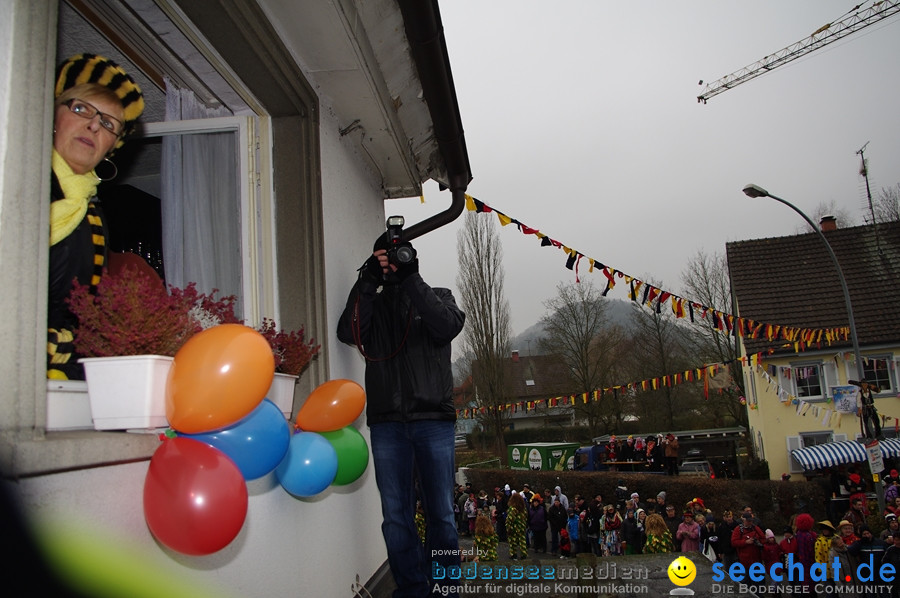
[447,535,756,598]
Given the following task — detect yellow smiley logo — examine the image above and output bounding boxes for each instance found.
[667,556,697,586]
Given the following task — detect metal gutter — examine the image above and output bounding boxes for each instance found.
[397,0,472,241]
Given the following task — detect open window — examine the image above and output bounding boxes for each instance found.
[107,116,277,325]
[7,0,325,476]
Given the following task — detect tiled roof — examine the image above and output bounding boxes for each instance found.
[504,354,577,400]
[725,221,900,356]
[471,354,578,402]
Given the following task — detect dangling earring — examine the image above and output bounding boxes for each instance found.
[96,157,118,182]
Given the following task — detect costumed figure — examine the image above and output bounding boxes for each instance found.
[838,519,859,547]
[633,437,646,461]
[506,492,527,560]
[643,513,675,554]
[645,436,659,470]
[473,513,498,562]
[559,529,571,557]
[48,53,144,379]
[814,520,835,566]
[599,504,623,556]
[794,513,818,591]
[415,501,426,545]
[761,529,783,577]
[606,435,618,461]
[779,525,797,566]
[852,379,882,439]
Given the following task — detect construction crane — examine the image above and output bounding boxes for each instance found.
[697,0,900,103]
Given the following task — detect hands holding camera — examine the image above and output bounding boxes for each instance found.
[361,215,419,284]
[363,246,418,283]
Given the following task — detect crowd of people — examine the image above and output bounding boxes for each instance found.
[445,477,900,596]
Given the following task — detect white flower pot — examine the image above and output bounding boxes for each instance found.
[80,355,173,430]
[46,379,92,431]
[267,372,299,418]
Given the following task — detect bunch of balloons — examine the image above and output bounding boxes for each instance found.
[142,324,369,556]
[276,379,368,496]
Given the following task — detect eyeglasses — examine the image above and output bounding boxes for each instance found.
[64,99,124,136]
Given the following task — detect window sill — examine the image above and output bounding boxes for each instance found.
[0,381,162,477]
[797,396,827,403]
[1,429,159,478]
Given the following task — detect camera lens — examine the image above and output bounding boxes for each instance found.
[395,245,416,264]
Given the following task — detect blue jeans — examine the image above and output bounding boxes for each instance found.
[370,421,459,598]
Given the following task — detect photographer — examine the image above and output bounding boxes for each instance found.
[731,512,766,568]
[337,218,465,598]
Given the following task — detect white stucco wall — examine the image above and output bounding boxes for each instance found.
[10,59,393,598]
[743,352,900,480]
[16,456,384,597]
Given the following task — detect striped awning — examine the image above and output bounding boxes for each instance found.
[881,438,900,458]
[792,438,900,470]
[791,441,867,470]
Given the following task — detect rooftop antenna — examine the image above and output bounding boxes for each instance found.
[856,141,882,252]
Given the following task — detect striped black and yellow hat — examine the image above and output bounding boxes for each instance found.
[55,53,144,146]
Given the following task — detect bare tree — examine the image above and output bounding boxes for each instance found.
[625,279,700,431]
[456,212,511,462]
[872,183,900,223]
[796,199,857,233]
[681,250,748,427]
[538,281,627,436]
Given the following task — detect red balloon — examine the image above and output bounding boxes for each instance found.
[166,324,275,434]
[143,437,248,555]
[295,379,365,432]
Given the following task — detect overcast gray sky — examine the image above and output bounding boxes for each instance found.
[385,0,900,338]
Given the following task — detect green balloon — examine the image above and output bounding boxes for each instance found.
[319,426,369,486]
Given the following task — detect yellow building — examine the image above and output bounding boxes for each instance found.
[727,219,900,480]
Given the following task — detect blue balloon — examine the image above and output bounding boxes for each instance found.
[275,431,338,497]
[185,399,290,480]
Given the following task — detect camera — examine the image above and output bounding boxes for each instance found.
[385,215,417,266]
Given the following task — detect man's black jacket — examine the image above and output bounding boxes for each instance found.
[337,271,464,425]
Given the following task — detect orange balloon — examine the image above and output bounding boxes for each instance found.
[166,324,275,434]
[295,379,365,432]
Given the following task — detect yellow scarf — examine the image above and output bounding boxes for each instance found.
[50,149,99,246]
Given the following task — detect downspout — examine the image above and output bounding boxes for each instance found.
[397,0,472,242]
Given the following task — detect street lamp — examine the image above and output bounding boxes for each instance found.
[741,184,865,383]
[743,183,883,508]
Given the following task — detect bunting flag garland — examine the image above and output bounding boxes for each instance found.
[455,351,900,427]
[463,194,851,351]
[457,360,740,419]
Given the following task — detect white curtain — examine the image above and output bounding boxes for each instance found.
[161,78,242,314]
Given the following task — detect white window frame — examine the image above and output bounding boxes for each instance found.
[747,364,759,408]
[143,116,278,325]
[857,354,897,398]
[3,0,325,479]
[779,360,837,402]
